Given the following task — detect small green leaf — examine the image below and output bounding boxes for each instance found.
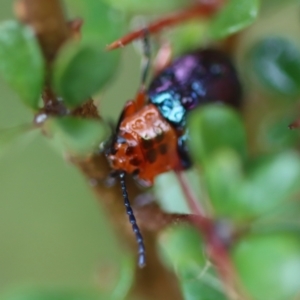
[159,226,206,277]
[204,150,300,220]
[111,255,135,300]
[168,20,207,56]
[103,0,187,14]
[54,0,125,107]
[1,288,110,300]
[249,37,300,97]
[52,42,118,107]
[65,0,126,45]
[180,281,227,300]
[232,233,300,300]
[203,149,244,218]
[240,151,300,215]
[0,21,45,109]
[155,169,207,214]
[154,172,190,214]
[159,226,226,300]
[47,116,108,155]
[209,0,259,39]
[187,105,247,165]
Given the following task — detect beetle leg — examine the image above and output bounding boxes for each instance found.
[107,0,224,50]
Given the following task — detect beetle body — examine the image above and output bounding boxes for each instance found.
[105,48,242,267]
[107,48,242,185]
[148,49,242,128]
[107,104,181,186]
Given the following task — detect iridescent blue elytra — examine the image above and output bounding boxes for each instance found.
[148,49,242,128]
[147,48,242,167]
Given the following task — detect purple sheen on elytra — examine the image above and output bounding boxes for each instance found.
[148,49,242,124]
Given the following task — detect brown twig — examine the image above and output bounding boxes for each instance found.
[107,0,225,50]
[14,0,183,299]
[14,0,70,62]
[175,171,248,300]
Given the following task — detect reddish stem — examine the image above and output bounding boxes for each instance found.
[175,170,205,216]
[175,171,245,300]
[107,0,225,50]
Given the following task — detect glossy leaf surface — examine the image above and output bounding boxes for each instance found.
[53,42,117,107]
[240,151,300,215]
[0,21,45,109]
[187,105,247,165]
[210,0,259,39]
[232,233,300,300]
[203,150,244,218]
[103,0,187,14]
[205,150,300,220]
[66,0,125,45]
[53,0,124,107]
[249,37,300,96]
[259,112,300,151]
[47,116,108,155]
[159,226,227,300]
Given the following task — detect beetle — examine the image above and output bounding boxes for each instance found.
[104,31,242,267]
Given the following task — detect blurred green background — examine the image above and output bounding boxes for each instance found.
[0,0,141,294]
[0,0,300,297]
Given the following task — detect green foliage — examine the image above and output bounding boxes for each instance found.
[46,116,108,155]
[232,233,300,300]
[188,106,300,221]
[154,172,191,214]
[202,149,244,218]
[249,37,300,97]
[110,256,135,300]
[52,42,117,107]
[53,0,125,107]
[242,152,300,214]
[209,0,260,39]
[3,0,300,300]
[159,226,226,300]
[187,106,247,165]
[259,112,300,151]
[167,21,207,56]
[65,0,125,45]
[185,105,300,298]
[103,0,187,14]
[1,288,110,300]
[0,21,45,109]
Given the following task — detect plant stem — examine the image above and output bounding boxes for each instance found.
[176,171,248,300]
[14,1,183,299]
[107,0,225,50]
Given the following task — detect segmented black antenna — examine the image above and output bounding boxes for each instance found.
[119,171,146,267]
